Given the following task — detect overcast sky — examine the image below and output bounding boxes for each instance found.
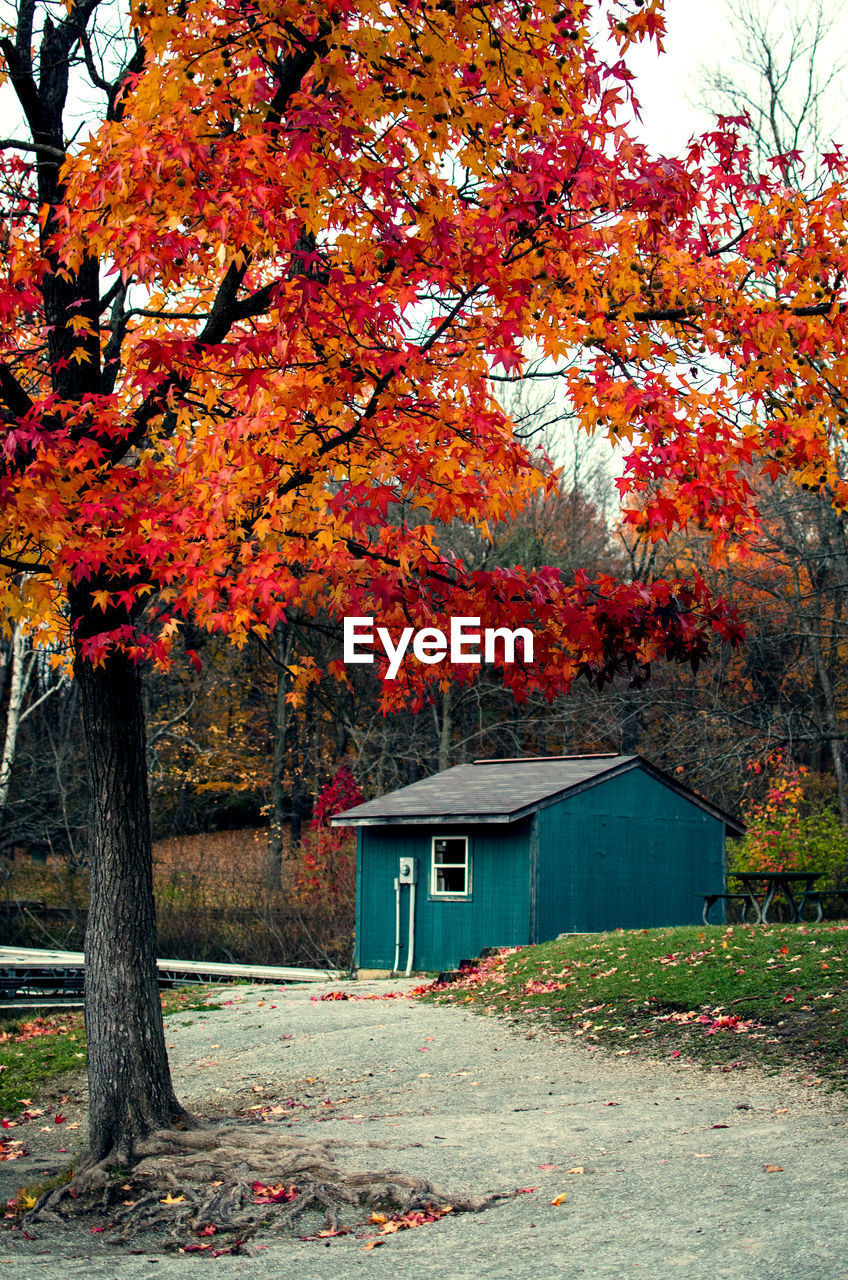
[622,0,729,152]
[621,0,848,158]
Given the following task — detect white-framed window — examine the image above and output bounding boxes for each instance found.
[431,835,471,897]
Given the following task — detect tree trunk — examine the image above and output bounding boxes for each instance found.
[75,642,191,1165]
[0,623,29,814]
[437,684,453,772]
[266,621,293,889]
[289,684,314,846]
[0,633,11,723]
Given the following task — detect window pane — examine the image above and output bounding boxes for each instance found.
[434,838,467,865]
[436,865,466,894]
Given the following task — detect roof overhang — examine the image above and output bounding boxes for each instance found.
[335,812,525,826]
[331,756,744,835]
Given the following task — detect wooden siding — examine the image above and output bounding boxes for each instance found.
[356,821,532,972]
[534,769,726,936]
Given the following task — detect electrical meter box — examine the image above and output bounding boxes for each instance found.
[398,857,417,884]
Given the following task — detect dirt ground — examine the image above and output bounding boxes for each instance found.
[1,977,847,1280]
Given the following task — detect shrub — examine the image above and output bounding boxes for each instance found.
[292,766,362,911]
[727,753,848,891]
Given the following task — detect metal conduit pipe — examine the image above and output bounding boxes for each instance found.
[404,879,416,977]
[393,877,401,974]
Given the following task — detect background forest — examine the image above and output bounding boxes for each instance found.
[2,0,848,966]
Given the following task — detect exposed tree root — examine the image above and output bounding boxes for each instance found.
[24,1123,508,1251]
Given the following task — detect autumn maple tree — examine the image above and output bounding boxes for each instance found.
[3,0,848,1181]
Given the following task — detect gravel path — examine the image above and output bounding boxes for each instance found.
[1,978,847,1280]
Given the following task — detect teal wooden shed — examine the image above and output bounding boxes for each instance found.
[333,755,743,974]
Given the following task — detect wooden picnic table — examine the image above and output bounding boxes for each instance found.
[702,871,826,925]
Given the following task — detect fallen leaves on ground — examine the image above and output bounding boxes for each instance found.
[251,1182,300,1205]
[299,1225,354,1241]
[313,987,434,1003]
[366,1204,454,1237]
[425,926,848,1082]
[0,1016,80,1045]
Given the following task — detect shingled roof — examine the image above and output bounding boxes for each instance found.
[332,754,743,833]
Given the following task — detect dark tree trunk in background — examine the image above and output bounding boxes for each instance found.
[267,621,293,889]
[74,633,190,1164]
[288,686,313,847]
[436,684,452,772]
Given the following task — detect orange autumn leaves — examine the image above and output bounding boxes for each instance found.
[0,0,846,698]
[245,1185,454,1248]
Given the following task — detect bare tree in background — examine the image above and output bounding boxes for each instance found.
[698,0,846,183]
[0,628,68,834]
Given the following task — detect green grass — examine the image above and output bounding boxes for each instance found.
[0,985,222,1119]
[426,923,848,1085]
[0,1012,86,1117]
[160,984,222,1016]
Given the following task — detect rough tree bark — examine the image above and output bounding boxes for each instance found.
[72,592,191,1165]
